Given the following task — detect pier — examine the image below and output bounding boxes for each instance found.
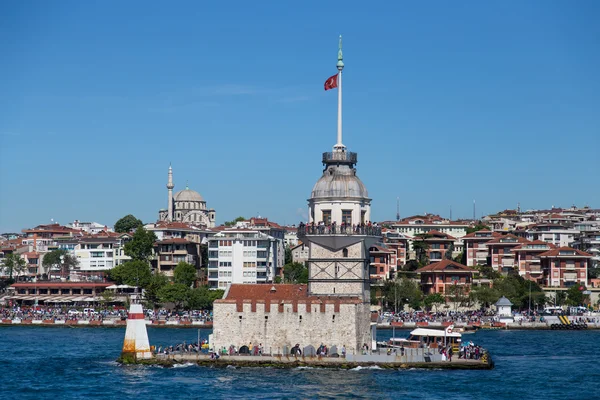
[125,351,494,370]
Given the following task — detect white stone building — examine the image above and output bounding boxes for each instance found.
[207,228,280,289]
[158,165,216,227]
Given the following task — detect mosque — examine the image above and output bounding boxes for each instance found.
[212,37,380,354]
[158,165,216,228]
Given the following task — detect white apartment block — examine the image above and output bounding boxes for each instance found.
[207,229,281,289]
[74,237,117,274]
[526,224,578,247]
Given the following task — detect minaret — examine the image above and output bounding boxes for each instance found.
[167,164,174,222]
[334,35,345,152]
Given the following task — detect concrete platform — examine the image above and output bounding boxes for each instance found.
[126,352,494,370]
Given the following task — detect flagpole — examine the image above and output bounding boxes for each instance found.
[335,35,344,150]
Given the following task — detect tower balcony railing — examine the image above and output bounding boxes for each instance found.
[322,151,357,164]
[298,223,382,237]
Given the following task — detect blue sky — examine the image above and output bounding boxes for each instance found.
[1,1,599,232]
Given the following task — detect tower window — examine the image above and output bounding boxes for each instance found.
[322,210,332,225]
[342,210,352,225]
[342,248,348,257]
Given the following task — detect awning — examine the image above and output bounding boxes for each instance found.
[106,285,118,289]
[71,296,87,301]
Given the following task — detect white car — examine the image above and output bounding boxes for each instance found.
[68,309,80,316]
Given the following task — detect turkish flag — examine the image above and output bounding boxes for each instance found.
[324,74,338,91]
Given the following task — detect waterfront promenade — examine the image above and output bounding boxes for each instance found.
[2,317,599,330]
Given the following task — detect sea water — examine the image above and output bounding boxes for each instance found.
[1,326,599,399]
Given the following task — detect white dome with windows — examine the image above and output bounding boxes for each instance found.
[174,188,205,203]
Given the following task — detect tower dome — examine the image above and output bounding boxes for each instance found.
[311,163,369,200]
[174,188,205,203]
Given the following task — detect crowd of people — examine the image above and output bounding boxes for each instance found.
[0,305,214,323]
[380,310,496,325]
[299,221,382,236]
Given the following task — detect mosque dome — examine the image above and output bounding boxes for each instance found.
[174,188,205,203]
[310,164,369,200]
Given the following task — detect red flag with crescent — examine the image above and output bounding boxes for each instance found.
[324,74,338,91]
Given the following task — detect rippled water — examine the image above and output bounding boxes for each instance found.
[1,326,599,399]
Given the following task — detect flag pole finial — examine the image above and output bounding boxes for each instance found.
[334,35,345,151]
[337,35,344,70]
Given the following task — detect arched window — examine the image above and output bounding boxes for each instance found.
[342,248,348,257]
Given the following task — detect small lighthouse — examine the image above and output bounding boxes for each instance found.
[120,303,152,362]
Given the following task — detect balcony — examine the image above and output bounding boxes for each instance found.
[322,151,357,164]
[298,224,381,238]
[529,267,542,275]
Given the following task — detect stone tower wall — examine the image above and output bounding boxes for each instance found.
[212,300,369,354]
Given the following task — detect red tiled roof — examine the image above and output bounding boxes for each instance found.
[22,251,39,258]
[538,247,593,258]
[413,230,456,240]
[155,238,192,245]
[153,221,201,230]
[217,284,361,303]
[512,240,556,251]
[370,245,394,253]
[11,282,113,289]
[462,230,503,239]
[485,234,529,245]
[415,259,476,273]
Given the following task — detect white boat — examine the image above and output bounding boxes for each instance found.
[379,325,462,349]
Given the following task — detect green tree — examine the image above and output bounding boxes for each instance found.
[114,214,143,233]
[477,265,501,280]
[283,262,308,283]
[187,286,225,310]
[42,249,79,278]
[144,273,169,309]
[447,284,469,310]
[285,246,293,265]
[224,216,246,226]
[492,275,545,310]
[383,277,423,311]
[402,260,421,272]
[444,242,455,260]
[108,260,152,288]
[470,285,500,309]
[173,262,197,287]
[424,293,445,311]
[566,285,588,306]
[412,238,430,266]
[124,227,157,262]
[200,244,208,268]
[100,290,115,305]
[3,253,26,280]
[158,283,190,309]
[466,223,491,234]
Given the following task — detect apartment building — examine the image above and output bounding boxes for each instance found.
[462,229,502,267]
[485,234,529,273]
[511,240,555,284]
[369,244,397,283]
[539,247,592,288]
[207,228,281,289]
[154,237,200,277]
[526,223,578,247]
[415,259,476,296]
[382,230,409,268]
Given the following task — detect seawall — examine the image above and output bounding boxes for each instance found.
[121,353,494,370]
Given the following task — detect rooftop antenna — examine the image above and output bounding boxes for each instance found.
[396,197,400,221]
[450,205,452,221]
[473,200,476,220]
